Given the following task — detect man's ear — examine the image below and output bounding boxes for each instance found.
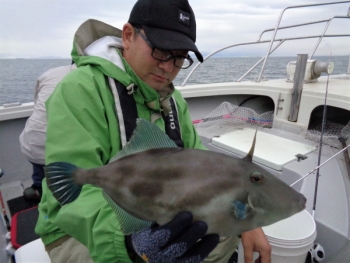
[122,23,136,50]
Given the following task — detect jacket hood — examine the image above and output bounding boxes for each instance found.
[71,19,174,108]
[72,19,122,61]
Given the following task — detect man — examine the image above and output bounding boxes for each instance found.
[35,1,271,262]
[19,64,76,200]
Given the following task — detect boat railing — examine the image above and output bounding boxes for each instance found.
[258,16,349,61]
[181,1,350,86]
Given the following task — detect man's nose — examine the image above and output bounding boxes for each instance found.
[158,59,175,72]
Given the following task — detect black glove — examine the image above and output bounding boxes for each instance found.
[125,211,219,263]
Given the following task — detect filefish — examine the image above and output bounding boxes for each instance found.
[45,119,306,237]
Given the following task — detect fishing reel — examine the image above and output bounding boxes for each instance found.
[309,243,325,262]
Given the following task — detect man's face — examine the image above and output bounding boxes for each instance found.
[123,25,186,91]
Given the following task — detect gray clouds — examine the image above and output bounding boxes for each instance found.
[0,0,349,58]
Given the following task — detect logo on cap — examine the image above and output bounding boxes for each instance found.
[178,9,191,26]
[179,13,190,21]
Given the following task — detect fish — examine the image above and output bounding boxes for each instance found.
[45,118,306,237]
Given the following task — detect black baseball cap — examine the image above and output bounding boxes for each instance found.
[128,0,203,62]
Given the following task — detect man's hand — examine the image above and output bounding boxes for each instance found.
[126,212,219,263]
[241,228,271,263]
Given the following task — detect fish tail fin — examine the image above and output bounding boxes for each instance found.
[45,162,82,205]
[103,191,152,234]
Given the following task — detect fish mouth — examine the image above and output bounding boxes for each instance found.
[296,194,307,212]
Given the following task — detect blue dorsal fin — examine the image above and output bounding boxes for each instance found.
[109,119,178,163]
[242,128,258,162]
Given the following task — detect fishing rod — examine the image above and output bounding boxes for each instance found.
[310,55,333,219]
[289,54,349,218]
[0,193,10,231]
[0,179,11,231]
[0,169,10,231]
[290,144,350,187]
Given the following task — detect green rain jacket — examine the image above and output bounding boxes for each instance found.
[35,19,205,263]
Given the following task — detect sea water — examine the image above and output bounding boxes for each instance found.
[0,56,348,105]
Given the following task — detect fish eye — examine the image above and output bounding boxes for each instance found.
[250,171,264,183]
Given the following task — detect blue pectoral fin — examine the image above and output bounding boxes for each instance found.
[103,191,152,235]
[232,200,247,219]
[45,162,82,205]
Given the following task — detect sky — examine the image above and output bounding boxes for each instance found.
[0,0,349,59]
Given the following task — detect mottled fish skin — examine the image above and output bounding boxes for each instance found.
[46,119,306,237]
[71,147,305,237]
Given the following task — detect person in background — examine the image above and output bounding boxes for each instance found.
[19,64,76,200]
[35,0,271,262]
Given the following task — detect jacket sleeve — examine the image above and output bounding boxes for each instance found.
[43,68,133,263]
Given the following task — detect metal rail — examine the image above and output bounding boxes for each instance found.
[181,34,350,86]
[181,1,350,86]
[258,1,350,82]
[290,144,350,187]
[257,16,349,60]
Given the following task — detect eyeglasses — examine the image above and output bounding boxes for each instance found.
[134,27,193,69]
